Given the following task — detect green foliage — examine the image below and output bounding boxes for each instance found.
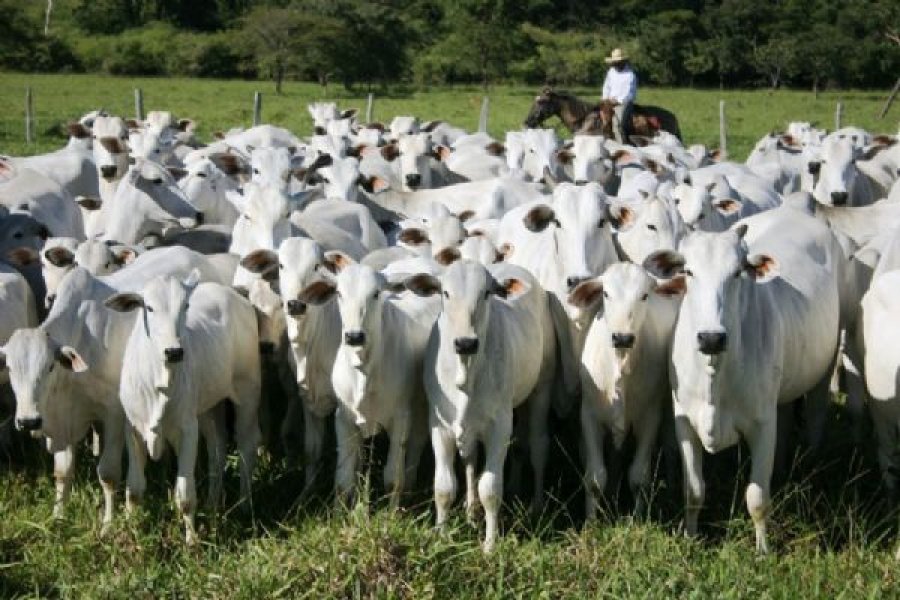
[512,23,611,86]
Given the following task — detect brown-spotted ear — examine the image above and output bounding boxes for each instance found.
[709,148,723,162]
[177,118,195,132]
[76,196,102,211]
[494,277,529,300]
[644,158,661,174]
[456,209,475,222]
[643,250,686,279]
[322,250,354,274]
[435,247,461,266]
[67,122,91,139]
[364,122,385,132]
[112,247,138,266]
[381,143,400,162]
[744,254,778,283]
[778,134,798,148]
[340,108,358,120]
[398,228,429,246]
[7,247,41,267]
[359,175,389,194]
[433,145,452,161]
[421,120,443,133]
[606,203,634,232]
[43,246,75,268]
[298,280,337,305]
[213,131,225,140]
[56,346,88,373]
[612,149,634,165]
[240,249,279,276]
[523,204,557,233]
[498,242,514,260]
[714,198,742,215]
[404,273,442,296]
[556,149,574,165]
[125,119,141,130]
[654,275,686,296]
[104,292,144,312]
[167,167,188,181]
[209,152,249,177]
[567,279,604,309]
[485,141,505,156]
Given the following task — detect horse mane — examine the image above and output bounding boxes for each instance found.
[548,89,596,124]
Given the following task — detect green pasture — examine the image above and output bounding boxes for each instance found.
[1,73,897,160]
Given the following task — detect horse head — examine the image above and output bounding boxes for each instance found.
[524,87,559,128]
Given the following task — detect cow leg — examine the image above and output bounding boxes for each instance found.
[675,414,704,537]
[97,413,125,532]
[173,421,200,545]
[125,424,147,513]
[334,409,361,508]
[842,346,870,446]
[280,392,304,468]
[302,406,326,493]
[804,370,834,456]
[199,408,226,510]
[480,411,513,553]
[528,382,552,517]
[630,406,662,519]
[464,453,479,524]
[869,400,899,495]
[744,418,777,555]
[233,391,261,513]
[384,412,410,510]
[581,400,606,522]
[431,424,457,528]
[52,446,75,519]
[404,400,428,492]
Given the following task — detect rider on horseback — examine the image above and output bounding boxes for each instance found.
[601,48,637,143]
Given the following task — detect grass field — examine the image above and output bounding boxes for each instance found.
[1,72,898,161]
[1,72,900,597]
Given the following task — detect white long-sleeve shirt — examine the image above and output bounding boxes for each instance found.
[602,66,637,104]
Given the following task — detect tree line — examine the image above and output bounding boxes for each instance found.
[3,0,899,93]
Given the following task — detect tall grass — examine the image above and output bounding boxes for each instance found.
[0,73,897,160]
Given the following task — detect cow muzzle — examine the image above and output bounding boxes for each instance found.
[164,347,185,363]
[100,165,118,180]
[611,333,635,349]
[258,341,275,355]
[16,416,42,432]
[286,299,307,317]
[574,179,588,186]
[697,331,727,355]
[830,191,848,206]
[344,331,366,347]
[454,337,479,355]
[405,174,422,189]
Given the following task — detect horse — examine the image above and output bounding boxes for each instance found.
[524,88,682,143]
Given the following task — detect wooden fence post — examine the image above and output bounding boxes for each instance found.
[878,78,900,120]
[253,92,262,126]
[134,88,144,122]
[365,93,374,123]
[835,101,843,130]
[25,87,34,145]
[718,100,727,158]
[478,96,490,133]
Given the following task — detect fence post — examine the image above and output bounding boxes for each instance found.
[365,93,374,123]
[478,96,490,133]
[835,101,843,130]
[134,88,144,122]
[25,87,34,145]
[718,99,727,158]
[253,92,262,126]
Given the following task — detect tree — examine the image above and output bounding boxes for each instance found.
[752,34,798,89]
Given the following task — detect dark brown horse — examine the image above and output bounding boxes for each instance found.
[524,87,682,142]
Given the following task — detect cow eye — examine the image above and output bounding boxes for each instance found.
[321,177,330,184]
[442,291,449,298]
[253,168,260,175]
[150,178,163,185]
[278,263,284,269]
[243,214,252,221]
[602,290,609,299]
[684,269,694,277]
[146,306,154,312]
[372,291,379,299]
[641,293,649,301]
[646,224,657,231]
[696,213,705,221]
[196,172,207,178]
[597,219,605,229]
[13,232,22,239]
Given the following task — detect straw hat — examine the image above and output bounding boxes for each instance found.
[605,48,629,64]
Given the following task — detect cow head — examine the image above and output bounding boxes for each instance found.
[610,196,688,264]
[91,116,130,182]
[226,182,296,252]
[570,134,614,185]
[813,136,862,207]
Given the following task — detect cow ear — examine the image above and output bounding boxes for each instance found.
[606,203,634,232]
[567,279,604,309]
[523,204,557,233]
[398,228,429,246]
[612,149,633,165]
[498,242,514,260]
[381,143,400,162]
[43,246,75,268]
[76,196,103,211]
[112,246,138,266]
[56,346,88,373]
[714,198,742,215]
[643,250,685,279]
[67,122,91,139]
[421,120,443,133]
[240,249,279,276]
[404,273,442,297]
[456,209,475,222]
[177,118,195,132]
[209,152,249,177]
[298,280,337,305]
[360,175,389,194]
[654,275,686,296]
[435,247,461,266]
[732,223,749,239]
[340,108,358,120]
[494,277,529,300]
[182,268,202,289]
[167,167,187,181]
[433,145,452,161]
[104,292,145,312]
[485,141,505,156]
[556,149,574,165]
[322,251,354,274]
[744,254,778,283]
[7,247,41,267]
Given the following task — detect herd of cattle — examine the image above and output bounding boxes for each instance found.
[1,104,899,555]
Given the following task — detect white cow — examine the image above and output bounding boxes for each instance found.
[611,196,687,264]
[812,135,877,207]
[645,207,841,553]
[298,255,440,508]
[0,166,85,240]
[39,237,136,308]
[405,260,556,552]
[105,273,261,544]
[178,158,241,229]
[567,262,684,519]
